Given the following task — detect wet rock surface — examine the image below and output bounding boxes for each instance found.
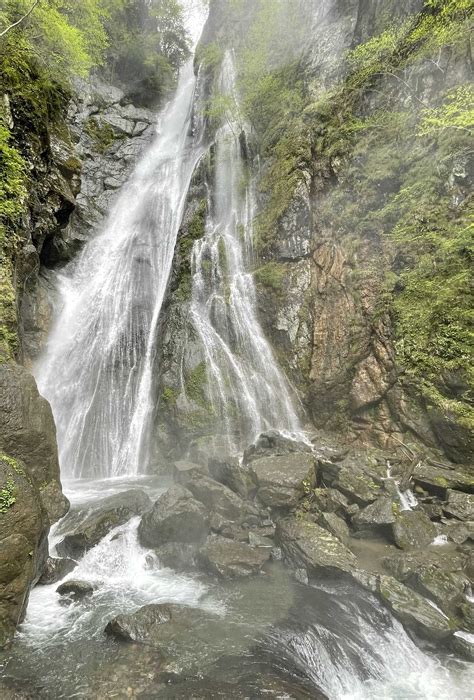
[138,485,209,548]
[0,365,68,648]
[249,452,316,509]
[56,489,151,558]
[377,575,453,641]
[392,510,437,550]
[56,580,95,601]
[105,603,216,650]
[277,517,357,577]
[38,557,77,585]
[105,604,172,643]
[198,536,271,579]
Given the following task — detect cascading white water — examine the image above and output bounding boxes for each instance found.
[35,3,208,479]
[189,51,301,452]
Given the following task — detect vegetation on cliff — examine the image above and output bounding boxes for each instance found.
[213,0,473,451]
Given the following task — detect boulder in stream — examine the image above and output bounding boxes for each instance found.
[104,603,214,648]
[56,579,95,601]
[276,517,357,577]
[105,604,172,642]
[198,535,271,579]
[249,453,316,509]
[392,510,437,550]
[39,557,77,585]
[138,485,209,548]
[56,489,151,558]
[377,575,454,641]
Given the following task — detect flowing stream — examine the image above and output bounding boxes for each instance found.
[1,3,472,698]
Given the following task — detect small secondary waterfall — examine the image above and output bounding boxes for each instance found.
[36,4,208,479]
[189,52,301,451]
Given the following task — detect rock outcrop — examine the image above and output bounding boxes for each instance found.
[0,364,68,648]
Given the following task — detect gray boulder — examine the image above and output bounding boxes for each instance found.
[352,496,396,538]
[443,490,474,521]
[451,631,474,661]
[198,536,270,579]
[138,486,209,548]
[330,465,383,505]
[249,453,316,509]
[208,455,252,498]
[39,557,77,585]
[412,462,474,496]
[276,517,357,577]
[378,575,453,641]
[383,549,469,617]
[172,460,208,486]
[392,510,437,550]
[105,604,172,642]
[104,603,213,648]
[56,580,95,601]
[56,489,151,558]
[185,473,250,522]
[317,511,350,543]
[243,430,312,464]
[311,487,350,516]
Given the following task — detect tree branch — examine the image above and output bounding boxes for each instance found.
[0,0,40,39]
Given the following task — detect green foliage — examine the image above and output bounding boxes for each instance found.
[0,113,27,360]
[185,362,209,409]
[305,0,474,430]
[418,86,474,135]
[161,386,178,405]
[254,262,287,294]
[84,117,117,153]
[0,455,22,514]
[103,0,190,106]
[0,477,16,513]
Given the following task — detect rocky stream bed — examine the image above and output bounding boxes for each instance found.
[1,431,472,698]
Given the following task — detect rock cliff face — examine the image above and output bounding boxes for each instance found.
[0,73,156,647]
[152,0,472,466]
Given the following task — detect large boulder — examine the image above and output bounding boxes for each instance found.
[320,460,384,506]
[276,517,357,577]
[138,485,209,548]
[377,575,454,642]
[172,460,208,486]
[383,549,469,618]
[412,462,474,496]
[243,431,312,464]
[352,496,396,538]
[443,490,474,521]
[39,557,77,585]
[392,510,437,550]
[249,453,316,509]
[208,455,253,498]
[56,580,95,601]
[56,489,151,558]
[104,603,213,648]
[0,363,68,523]
[0,455,47,648]
[105,604,172,643]
[198,536,270,579]
[185,473,252,522]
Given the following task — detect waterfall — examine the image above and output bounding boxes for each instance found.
[189,52,301,452]
[35,3,208,479]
